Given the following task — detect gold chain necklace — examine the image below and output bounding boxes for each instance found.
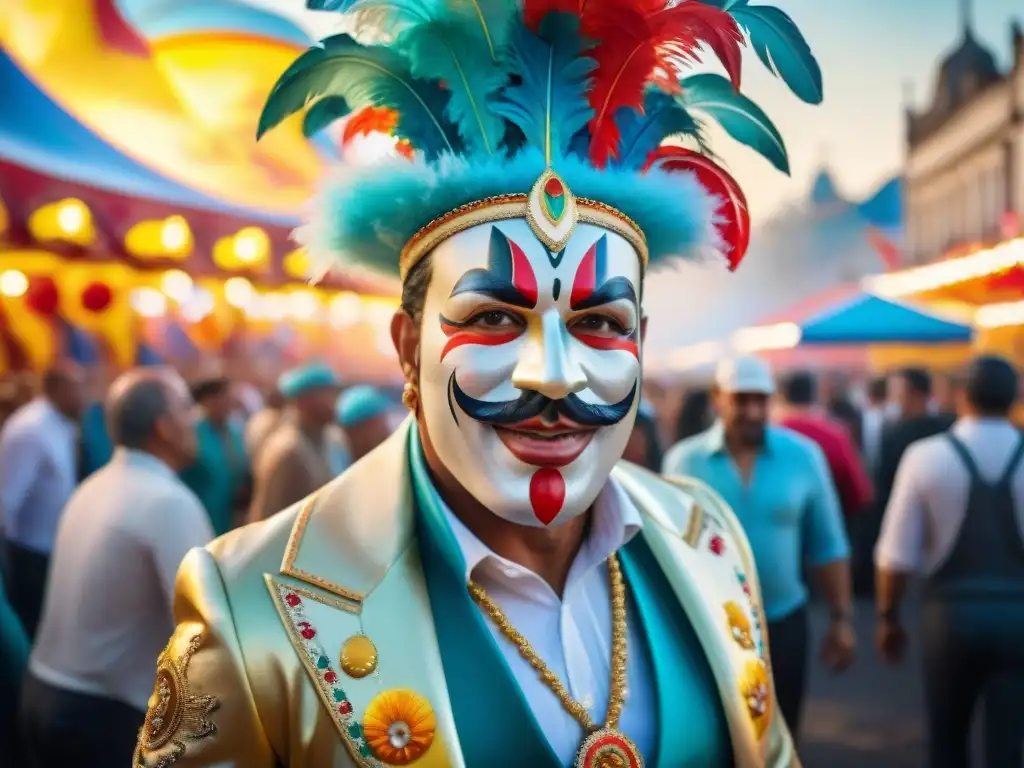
[468,554,644,768]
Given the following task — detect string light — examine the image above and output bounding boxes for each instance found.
[224,277,254,308]
[161,270,193,302]
[975,300,1024,329]
[0,270,28,298]
[863,238,1023,297]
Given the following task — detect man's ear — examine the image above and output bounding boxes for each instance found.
[391,310,421,379]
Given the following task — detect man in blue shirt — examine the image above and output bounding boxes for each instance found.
[664,355,854,739]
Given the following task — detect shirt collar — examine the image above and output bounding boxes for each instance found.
[112,447,176,480]
[705,419,773,457]
[436,478,644,585]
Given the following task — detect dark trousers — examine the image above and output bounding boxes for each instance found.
[921,596,1024,768]
[2,540,49,641]
[20,672,146,768]
[766,605,809,739]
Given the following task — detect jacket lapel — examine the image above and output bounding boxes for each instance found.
[266,419,463,767]
[612,463,765,768]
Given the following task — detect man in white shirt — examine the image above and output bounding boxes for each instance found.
[20,367,214,767]
[0,362,85,639]
[875,355,1024,768]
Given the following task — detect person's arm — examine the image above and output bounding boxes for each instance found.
[135,548,276,767]
[0,432,44,536]
[874,446,926,625]
[802,443,853,615]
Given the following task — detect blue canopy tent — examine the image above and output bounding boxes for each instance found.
[798,293,973,345]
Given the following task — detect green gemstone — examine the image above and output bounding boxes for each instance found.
[333,688,346,702]
[348,723,362,739]
[316,655,329,670]
[543,191,565,221]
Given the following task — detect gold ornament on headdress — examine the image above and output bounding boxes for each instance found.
[398,170,648,282]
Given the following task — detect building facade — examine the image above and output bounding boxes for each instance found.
[904,18,1023,265]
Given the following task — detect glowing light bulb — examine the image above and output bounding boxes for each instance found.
[288,290,321,321]
[56,199,88,236]
[160,216,190,253]
[129,288,168,318]
[0,270,28,298]
[161,270,193,302]
[328,293,362,327]
[233,227,269,264]
[224,277,254,308]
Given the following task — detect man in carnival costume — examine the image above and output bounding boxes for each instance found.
[135,0,822,765]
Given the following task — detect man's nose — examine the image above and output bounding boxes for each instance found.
[511,312,587,401]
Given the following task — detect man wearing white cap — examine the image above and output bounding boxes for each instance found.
[663,355,854,741]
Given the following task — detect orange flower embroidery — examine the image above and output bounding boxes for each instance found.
[723,601,755,650]
[362,689,436,765]
[740,659,772,739]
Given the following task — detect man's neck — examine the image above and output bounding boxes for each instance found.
[419,425,586,596]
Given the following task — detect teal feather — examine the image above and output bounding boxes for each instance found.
[677,73,789,174]
[490,13,595,165]
[305,0,357,9]
[302,96,350,136]
[257,34,458,159]
[612,91,701,170]
[397,20,507,155]
[706,0,822,105]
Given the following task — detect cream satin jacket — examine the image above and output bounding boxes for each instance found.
[135,420,799,767]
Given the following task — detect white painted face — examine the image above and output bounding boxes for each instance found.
[418,219,643,527]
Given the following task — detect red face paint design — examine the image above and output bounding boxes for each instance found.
[529,468,566,525]
[439,322,521,361]
[508,238,538,307]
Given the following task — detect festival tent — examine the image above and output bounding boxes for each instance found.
[798,293,973,345]
[0,0,401,381]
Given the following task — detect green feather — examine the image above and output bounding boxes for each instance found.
[490,13,594,165]
[302,96,351,136]
[612,91,701,169]
[257,34,458,159]
[677,73,789,174]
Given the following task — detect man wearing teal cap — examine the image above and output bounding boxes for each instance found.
[248,363,341,523]
[335,385,401,463]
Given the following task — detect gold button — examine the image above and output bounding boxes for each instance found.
[340,634,378,679]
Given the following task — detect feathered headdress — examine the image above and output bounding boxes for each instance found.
[258,0,821,281]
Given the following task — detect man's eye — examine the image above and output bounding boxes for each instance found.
[472,310,519,328]
[573,315,626,335]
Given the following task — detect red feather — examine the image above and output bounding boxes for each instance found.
[342,106,399,146]
[584,0,744,167]
[645,146,750,271]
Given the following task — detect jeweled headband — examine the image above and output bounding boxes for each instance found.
[258,0,822,283]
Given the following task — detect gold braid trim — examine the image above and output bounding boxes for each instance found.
[399,195,648,281]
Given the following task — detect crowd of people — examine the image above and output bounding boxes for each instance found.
[0,350,1021,767]
[0,361,405,765]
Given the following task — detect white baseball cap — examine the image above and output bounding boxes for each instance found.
[714,355,775,395]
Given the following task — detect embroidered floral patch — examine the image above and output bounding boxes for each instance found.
[273,583,380,766]
[135,633,218,767]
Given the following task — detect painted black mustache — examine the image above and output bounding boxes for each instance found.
[450,373,637,427]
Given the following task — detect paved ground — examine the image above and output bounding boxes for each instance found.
[800,597,927,768]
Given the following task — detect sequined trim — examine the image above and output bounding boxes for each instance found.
[266,575,381,767]
[135,633,218,767]
[399,194,648,281]
[280,495,366,606]
[681,501,705,547]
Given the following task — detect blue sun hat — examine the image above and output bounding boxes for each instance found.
[336,385,396,427]
[278,363,342,400]
[257,0,821,281]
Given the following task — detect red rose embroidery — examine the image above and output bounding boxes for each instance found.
[324,671,337,683]
[285,593,301,607]
[709,535,725,555]
[301,627,316,640]
[338,700,353,715]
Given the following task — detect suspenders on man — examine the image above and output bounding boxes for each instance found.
[921,432,1024,768]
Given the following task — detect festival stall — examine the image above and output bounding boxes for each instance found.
[861,236,1024,369]
[0,0,402,382]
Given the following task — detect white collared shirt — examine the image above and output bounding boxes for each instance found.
[875,417,1024,574]
[442,480,657,764]
[30,449,214,711]
[0,398,79,553]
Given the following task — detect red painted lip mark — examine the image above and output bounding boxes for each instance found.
[439,323,520,361]
[571,332,640,360]
[495,424,595,468]
[529,468,565,525]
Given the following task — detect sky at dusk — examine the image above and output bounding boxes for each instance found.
[254,0,1022,222]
